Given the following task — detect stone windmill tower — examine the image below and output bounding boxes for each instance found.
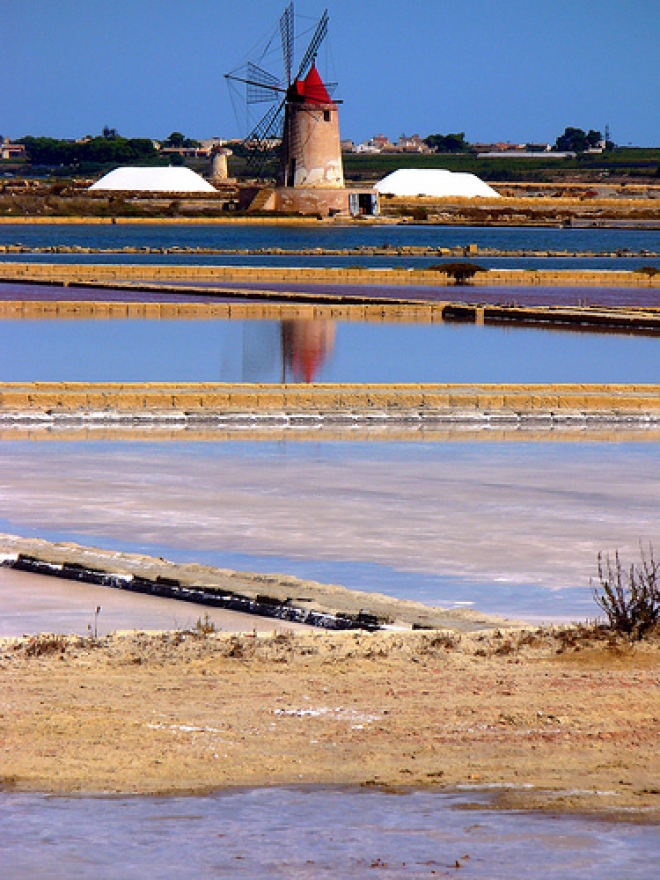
[226,3,377,217]
[278,60,344,190]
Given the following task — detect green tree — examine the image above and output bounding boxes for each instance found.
[423,132,469,153]
[586,129,602,148]
[19,134,157,167]
[554,127,602,153]
[163,131,185,148]
[162,131,200,149]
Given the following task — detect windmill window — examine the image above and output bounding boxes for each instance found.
[323,110,331,122]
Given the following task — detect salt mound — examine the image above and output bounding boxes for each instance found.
[90,166,217,193]
[375,168,500,199]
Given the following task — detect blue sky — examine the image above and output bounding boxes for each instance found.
[3,0,659,146]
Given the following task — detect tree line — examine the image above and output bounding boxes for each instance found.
[422,127,613,154]
[14,128,205,169]
[18,134,158,167]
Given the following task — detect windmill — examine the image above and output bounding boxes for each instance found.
[225,3,343,187]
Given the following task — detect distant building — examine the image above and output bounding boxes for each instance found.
[353,133,431,154]
[159,146,214,159]
[396,133,431,153]
[477,150,575,159]
[0,139,27,160]
[371,133,393,151]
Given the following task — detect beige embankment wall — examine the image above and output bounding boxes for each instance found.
[2,261,660,288]
[0,216,323,227]
[0,299,445,322]
[1,383,659,413]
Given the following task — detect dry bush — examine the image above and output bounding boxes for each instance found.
[593,546,660,639]
[192,613,217,636]
[419,632,461,653]
[223,634,257,660]
[23,634,68,657]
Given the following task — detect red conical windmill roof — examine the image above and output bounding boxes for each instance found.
[293,63,333,104]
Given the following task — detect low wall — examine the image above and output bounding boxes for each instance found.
[1,382,659,414]
[0,299,444,322]
[1,261,659,288]
[1,297,658,335]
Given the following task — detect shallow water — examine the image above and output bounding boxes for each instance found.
[1,787,658,879]
[0,566,305,638]
[0,316,658,384]
[1,440,658,625]
[5,250,660,272]
[2,221,660,260]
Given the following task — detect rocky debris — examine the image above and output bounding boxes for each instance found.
[1,242,659,258]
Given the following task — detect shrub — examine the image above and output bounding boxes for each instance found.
[593,545,660,639]
[427,261,487,285]
[24,634,68,657]
[194,612,217,636]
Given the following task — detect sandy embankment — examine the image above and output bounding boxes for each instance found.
[0,533,512,632]
[1,626,659,819]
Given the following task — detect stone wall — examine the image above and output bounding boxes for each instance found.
[1,261,659,288]
[1,382,659,414]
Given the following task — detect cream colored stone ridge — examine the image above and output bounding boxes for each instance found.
[2,260,660,287]
[0,532,507,633]
[0,299,446,321]
[0,382,659,413]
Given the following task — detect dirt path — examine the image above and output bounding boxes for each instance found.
[2,626,659,819]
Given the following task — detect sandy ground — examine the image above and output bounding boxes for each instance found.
[1,626,659,819]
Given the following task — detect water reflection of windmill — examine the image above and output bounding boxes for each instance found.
[225,3,378,217]
[281,318,335,383]
[240,318,335,384]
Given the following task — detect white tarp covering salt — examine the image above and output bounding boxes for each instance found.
[374,168,500,198]
[89,167,217,193]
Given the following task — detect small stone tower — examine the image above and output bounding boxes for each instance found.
[277,63,344,189]
[210,148,232,183]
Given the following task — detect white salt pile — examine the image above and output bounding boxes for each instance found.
[90,166,217,193]
[375,168,500,198]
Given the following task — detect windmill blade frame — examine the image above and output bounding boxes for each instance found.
[245,62,283,104]
[294,9,328,83]
[280,1,294,86]
[243,97,287,176]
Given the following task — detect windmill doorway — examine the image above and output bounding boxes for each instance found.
[286,159,297,187]
[349,191,379,217]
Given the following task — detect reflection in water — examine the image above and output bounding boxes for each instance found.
[0,317,658,385]
[240,319,336,383]
[281,319,336,383]
[241,320,281,381]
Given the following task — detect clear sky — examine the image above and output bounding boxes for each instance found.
[3,0,659,146]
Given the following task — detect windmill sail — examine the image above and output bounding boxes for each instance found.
[280,2,294,86]
[294,10,328,83]
[246,62,283,104]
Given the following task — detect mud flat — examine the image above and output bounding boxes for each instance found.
[1,624,659,819]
